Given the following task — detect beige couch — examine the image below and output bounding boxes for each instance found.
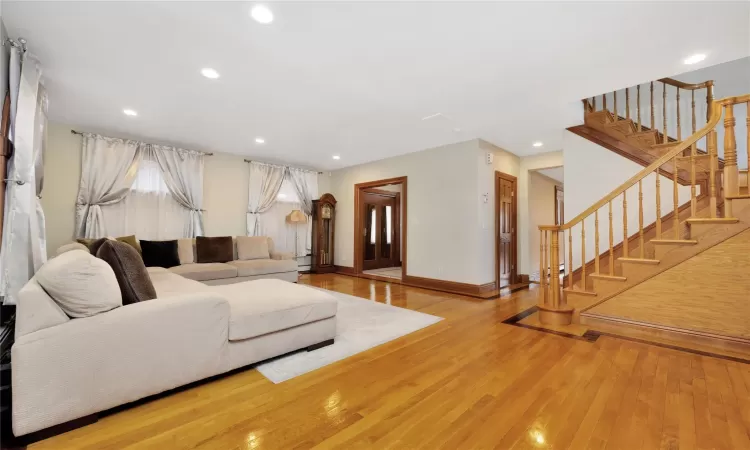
[11,265,337,436]
[62,236,299,284]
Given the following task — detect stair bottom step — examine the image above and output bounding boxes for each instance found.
[580,313,750,361]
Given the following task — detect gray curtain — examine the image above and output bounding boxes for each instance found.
[149,144,205,237]
[75,134,141,238]
[0,51,43,305]
[246,162,285,236]
[286,167,318,252]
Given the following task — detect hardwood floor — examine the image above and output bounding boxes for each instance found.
[29,274,750,450]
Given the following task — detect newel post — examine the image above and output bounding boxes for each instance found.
[538,227,573,325]
[723,104,739,212]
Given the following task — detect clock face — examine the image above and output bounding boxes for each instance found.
[322,204,332,219]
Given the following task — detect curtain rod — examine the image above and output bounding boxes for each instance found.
[70,129,214,156]
[244,159,323,175]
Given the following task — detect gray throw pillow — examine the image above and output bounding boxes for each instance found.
[96,240,157,305]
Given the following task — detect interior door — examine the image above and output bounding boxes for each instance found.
[362,192,397,270]
[498,176,516,286]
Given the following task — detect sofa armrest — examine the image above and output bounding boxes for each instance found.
[11,293,231,436]
[270,251,296,261]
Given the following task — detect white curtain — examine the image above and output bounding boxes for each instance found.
[286,167,318,252]
[149,145,205,237]
[246,162,285,236]
[259,200,306,255]
[30,86,48,270]
[0,50,45,305]
[75,134,141,238]
[101,152,191,240]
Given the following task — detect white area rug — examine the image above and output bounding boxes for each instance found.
[256,289,443,383]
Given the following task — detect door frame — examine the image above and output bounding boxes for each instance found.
[495,171,518,288]
[554,185,564,225]
[362,188,402,267]
[354,176,407,277]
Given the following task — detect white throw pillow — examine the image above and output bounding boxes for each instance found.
[177,238,195,265]
[236,236,270,260]
[35,249,122,318]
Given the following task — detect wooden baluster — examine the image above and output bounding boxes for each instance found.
[622,191,629,257]
[691,135,697,216]
[663,82,668,144]
[613,91,618,121]
[706,82,714,122]
[673,156,679,239]
[708,130,718,218]
[539,230,545,290]
[625,87,630,121]
[650,82,655,130]
[594,210,600,275]
[691,90,696,134]
[676,87,681,141]
[639,180,644,258]
[543,230,549,293]
[747,101,750,177]
[637,85,642,132]
[592,96,596,111]
[581,221,586,290]
[655,169,662,238]
[608,201,614,276]
[603,93,607,112]
[723,104,738,214]
[568,230,573,289]
[549,231,561,308]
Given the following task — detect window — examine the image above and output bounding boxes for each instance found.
[276,178,300,203]
[131,159,169,194]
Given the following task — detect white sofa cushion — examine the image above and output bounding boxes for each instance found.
[211,279,337,341]
[227,259,297,276]
[169,263,238,281]
[236,236,270,260]
[15,280,70,338]
[35,250,122,318]
[177,238,195,264]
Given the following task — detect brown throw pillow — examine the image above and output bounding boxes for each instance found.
[116,235,142,254]
[88,237,110,255]
[196,236,234,263]
[96,240,157,305]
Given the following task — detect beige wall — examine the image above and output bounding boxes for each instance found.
[528,171,563,281]
[328,138,519,285]
[42,122,252,254]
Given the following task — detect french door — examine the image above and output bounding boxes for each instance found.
[362,191,398,270]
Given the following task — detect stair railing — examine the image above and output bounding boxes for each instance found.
[538,94,750,325]
[585,78,714,146]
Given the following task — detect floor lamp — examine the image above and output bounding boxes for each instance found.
[286,209,308,258]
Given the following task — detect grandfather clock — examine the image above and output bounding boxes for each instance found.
[311,193,336,273]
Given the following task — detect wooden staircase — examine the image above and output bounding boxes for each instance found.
[536,76,750,351]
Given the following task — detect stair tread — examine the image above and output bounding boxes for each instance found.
[618,257,660,265]
[563,288,597,297]
[650,239,698,245]
[726,194,750,200]
[686,217,739,224]
[590,273,627,281]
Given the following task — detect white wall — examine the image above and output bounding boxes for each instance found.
[328,139,518,285]
[563,130,692,269]
[528,171,562,281]
[1,20,8,98]
[42,122,255,254]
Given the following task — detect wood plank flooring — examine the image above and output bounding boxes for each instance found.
[29,274,750,450]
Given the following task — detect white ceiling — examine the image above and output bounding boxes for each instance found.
[535,167,564,184]
[3,1,749,170]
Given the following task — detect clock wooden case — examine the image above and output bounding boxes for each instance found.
[311,193,337,273]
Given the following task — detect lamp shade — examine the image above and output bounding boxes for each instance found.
[286,209,308,224]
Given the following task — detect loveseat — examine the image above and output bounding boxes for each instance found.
[11,249,336,437]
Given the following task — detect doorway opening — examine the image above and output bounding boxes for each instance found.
[354,177,407,281]
[495,171,518,288]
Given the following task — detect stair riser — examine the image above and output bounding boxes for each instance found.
[620,262,659,280]
[563,291,596,306]
[653,244,696,260]
[728,197,750,214]
[592,278,627,294]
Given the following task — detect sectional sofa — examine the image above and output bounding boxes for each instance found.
[11,241,337,437]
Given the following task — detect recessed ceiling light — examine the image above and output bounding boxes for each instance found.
[532,141,543,147]
[332,155,341,160]
[255,137,265,144]
[683,53,706,65]
[201,68,220,79]
[250,5,274,24]
[123,109,137,116]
